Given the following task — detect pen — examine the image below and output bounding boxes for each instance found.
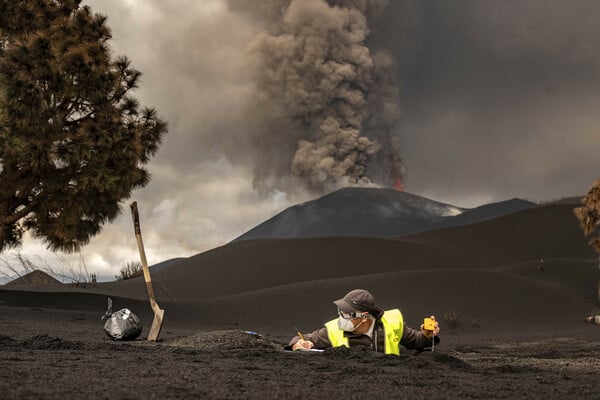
[295,327,306,341]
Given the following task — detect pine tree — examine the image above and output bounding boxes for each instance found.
[0,0,167,252]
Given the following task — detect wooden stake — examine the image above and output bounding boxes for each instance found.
[130,201,164,341]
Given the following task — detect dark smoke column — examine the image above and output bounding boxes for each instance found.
[250,0,404,190]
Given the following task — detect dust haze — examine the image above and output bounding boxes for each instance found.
[3,0,599,281]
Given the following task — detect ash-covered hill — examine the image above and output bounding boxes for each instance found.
[427,198,538,232]
[233,187,464,241]
[6,270,61,286]
[233,187,537,241]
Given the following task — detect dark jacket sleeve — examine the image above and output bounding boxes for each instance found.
[285,327,332,350]
[400,324,440,350]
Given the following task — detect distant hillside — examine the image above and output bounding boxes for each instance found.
[540,196,583,206]
[150,257,187,273]
[426,198,538,232]
[233,187,537,241]
[233,188,464,242]
[91,203,595,304]
[6,270,61,286]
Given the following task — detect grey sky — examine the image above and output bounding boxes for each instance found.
[386,0,600,203]
[3,0,599,281]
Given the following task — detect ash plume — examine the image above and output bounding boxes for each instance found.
[238,0,404,192]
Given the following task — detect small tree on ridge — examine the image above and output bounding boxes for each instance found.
[573,177,600,301]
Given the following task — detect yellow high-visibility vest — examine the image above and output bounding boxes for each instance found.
[324,309,404,355]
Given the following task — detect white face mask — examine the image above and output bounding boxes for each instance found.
[338,317,356,332]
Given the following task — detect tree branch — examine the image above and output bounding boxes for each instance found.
[0,194,41,226]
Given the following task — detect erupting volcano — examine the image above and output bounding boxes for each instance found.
[249,0,404,191]
[393,175,404,192]
[389,155,405,191]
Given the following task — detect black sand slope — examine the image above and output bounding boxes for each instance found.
[149,257,188,273]
[1,203,599,399]
[0,323,598,399]
[1,204,597,343]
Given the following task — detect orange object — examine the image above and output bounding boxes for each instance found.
[424,317,436,331]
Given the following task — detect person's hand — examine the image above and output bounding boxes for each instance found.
[420,315,440,338]
[292,339,314,351]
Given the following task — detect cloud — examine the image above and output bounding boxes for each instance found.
[1,0,305,280]
[386,0,600,206]
[3,0,599,281]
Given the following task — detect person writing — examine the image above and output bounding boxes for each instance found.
[288,289,440,355]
